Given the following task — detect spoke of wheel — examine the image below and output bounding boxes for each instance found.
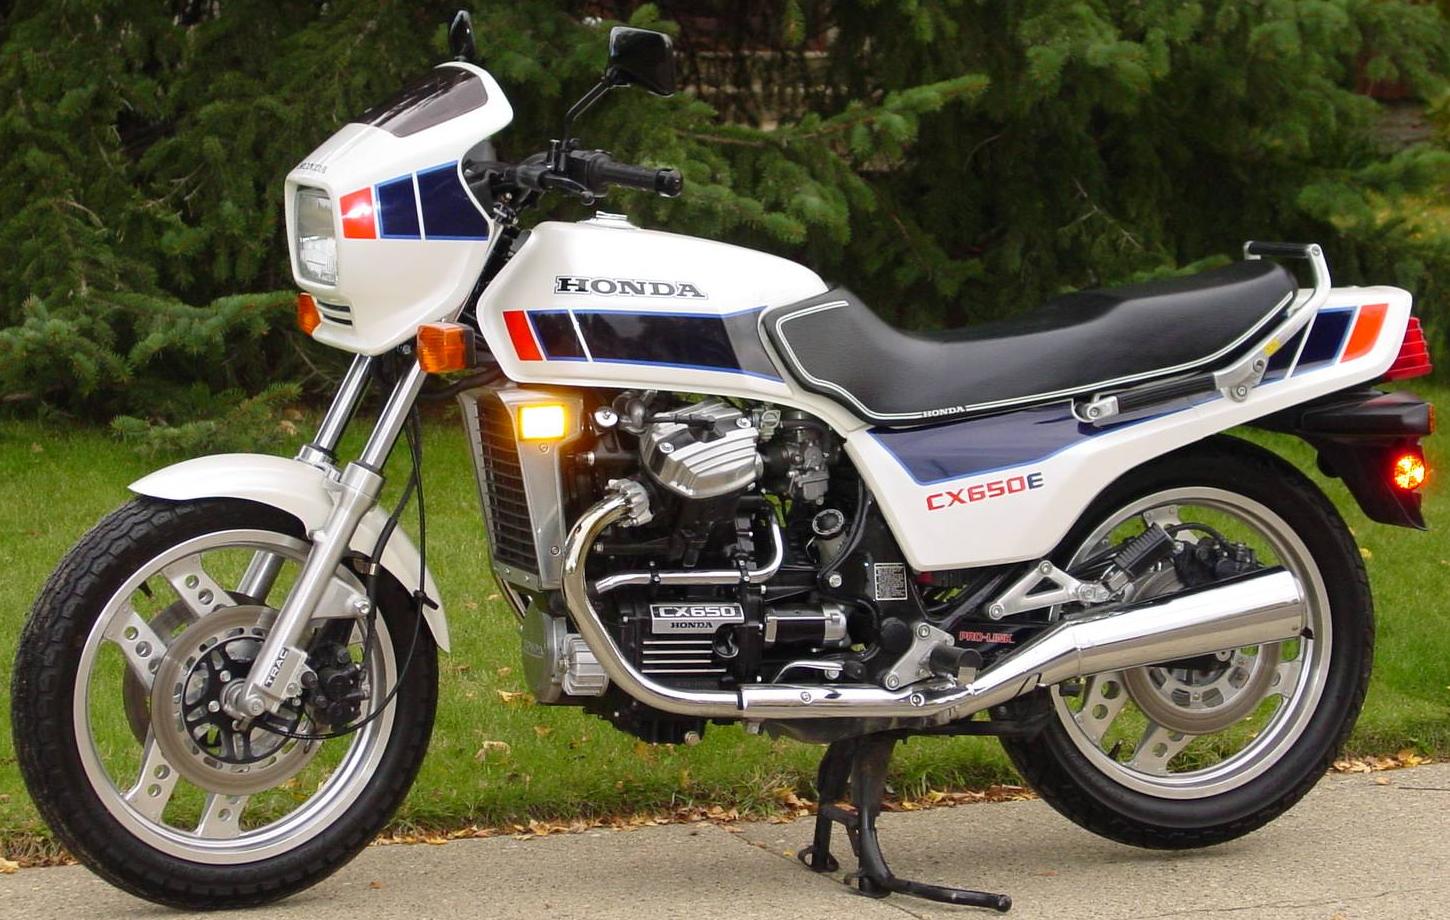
[1127,721,1195,775]
[161,556,238,618]
[103,603,167,691]
[1271,654,1304,699]
[1074,672,1130,747]
[124,735,180,823]
[195,793,249,839]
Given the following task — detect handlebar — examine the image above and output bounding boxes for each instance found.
[472,148,684,204]
[574,151,683,197]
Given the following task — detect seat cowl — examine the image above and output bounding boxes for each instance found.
[761,261,1296,427]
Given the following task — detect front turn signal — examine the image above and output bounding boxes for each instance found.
[518,403,568,441]
[416,322,477,374]
[1392,450,1427,491]
[297,292,322,336]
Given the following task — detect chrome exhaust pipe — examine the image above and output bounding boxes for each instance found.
[562,488,1308,725]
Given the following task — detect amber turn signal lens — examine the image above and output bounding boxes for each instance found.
[518,404,568,441]
[1392,451,1427,491]
[296,292,322,336]
[416,322,476,374]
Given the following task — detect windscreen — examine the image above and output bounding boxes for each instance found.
[357,66,487,138]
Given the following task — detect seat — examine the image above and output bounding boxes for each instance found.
[761,260,1296,427]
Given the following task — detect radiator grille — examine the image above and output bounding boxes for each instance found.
[474,395,539,574]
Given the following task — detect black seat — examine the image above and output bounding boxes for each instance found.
[761,260,1296,427]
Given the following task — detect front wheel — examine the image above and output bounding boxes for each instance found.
[1001,436,1373,848]
[11,497,438,908]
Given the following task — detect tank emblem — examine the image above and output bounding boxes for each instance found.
[554,276,707,299]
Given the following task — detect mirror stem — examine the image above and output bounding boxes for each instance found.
[555,76,615,169]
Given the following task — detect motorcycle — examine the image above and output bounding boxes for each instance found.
[10,13,1438,913]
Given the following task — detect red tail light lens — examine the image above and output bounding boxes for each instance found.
[1392,450,1427,491]
[1384,317,1433,381]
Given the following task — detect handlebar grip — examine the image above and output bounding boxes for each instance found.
[1244,240,1317,259]
[578,153,684,197]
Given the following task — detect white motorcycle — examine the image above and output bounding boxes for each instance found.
[11,15,1437,912]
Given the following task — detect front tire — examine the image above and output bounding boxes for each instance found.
[11,497,438,908]
[1001,436,1373,849]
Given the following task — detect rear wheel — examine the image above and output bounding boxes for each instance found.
[11,497,438,908]
[1001,436,1372,848]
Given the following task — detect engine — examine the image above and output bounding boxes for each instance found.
[470,388,967,744]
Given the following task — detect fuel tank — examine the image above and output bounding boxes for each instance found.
[475,216,827,402]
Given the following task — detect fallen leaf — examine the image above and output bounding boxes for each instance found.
[533,725,553,738]
[1359,546,1373,560]
[0,858,18,875]
[29,443,42,454]
[1375,777,1391,785]
[495,666,513,679]
[495,689,531,705]
[473,740,512,761]
[368,881,383,890]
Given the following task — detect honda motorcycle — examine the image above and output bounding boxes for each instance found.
[11,15,1438,913]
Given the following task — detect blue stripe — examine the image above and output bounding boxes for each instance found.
[416,161,489,241]
[376,176,421,239]
[871,401,1198,486]
[1293,307,1354,373]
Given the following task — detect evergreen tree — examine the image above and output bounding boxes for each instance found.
[1,1,1447,443]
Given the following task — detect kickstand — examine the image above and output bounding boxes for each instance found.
[797,732,1012,912]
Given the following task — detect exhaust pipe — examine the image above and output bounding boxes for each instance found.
[562,488,1308,725]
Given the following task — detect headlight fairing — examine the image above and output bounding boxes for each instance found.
[295,187,338,286]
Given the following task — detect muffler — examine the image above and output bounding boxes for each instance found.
[561,487,1308,725]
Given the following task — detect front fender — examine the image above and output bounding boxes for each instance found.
[129,453,450,652]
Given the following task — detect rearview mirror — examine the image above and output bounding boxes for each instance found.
[449,10,476,62]
[606,27,676,96]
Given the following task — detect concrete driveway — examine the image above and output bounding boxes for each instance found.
[3,762,1447,920]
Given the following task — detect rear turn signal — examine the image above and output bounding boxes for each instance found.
[296,292,322,336]
[1392,450,1427,491]
[518,404,568,441]
[416,322,476,374]
[1385,317,1433,381]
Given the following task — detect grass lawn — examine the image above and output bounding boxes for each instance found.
[2,387,1448,858]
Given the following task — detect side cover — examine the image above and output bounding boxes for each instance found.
[847,287,1416,569]
[130,454,449,652]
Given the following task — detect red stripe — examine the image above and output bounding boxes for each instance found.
[340,188,377,239]
[1341,303,1388,362]
[503,310,543,361]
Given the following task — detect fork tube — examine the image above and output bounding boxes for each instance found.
[229,360,427,719]
[238,355,376,602]
[312,355,375,456]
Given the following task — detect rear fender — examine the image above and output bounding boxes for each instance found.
[1257,388,1433,529]
[129,453,450,652]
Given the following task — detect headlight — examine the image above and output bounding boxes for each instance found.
[295,187,338,286]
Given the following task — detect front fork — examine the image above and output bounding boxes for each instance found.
[223,354,426,719]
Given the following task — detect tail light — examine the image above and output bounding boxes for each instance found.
[1391,448,1427,492]
[1384,317,1433,380]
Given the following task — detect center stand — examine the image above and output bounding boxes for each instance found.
[797,731,1013,912]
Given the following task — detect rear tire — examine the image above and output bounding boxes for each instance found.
[12,497,438,908]
[1000,436,1372,849]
